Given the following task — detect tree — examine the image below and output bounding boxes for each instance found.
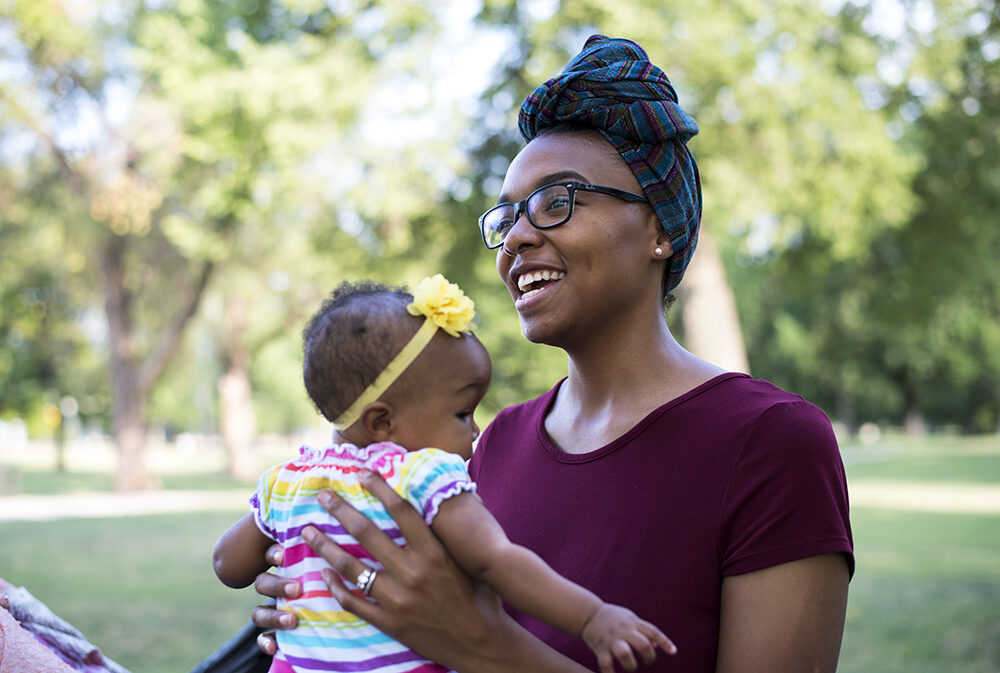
[865,0,1000,432]
[461,1,915,412]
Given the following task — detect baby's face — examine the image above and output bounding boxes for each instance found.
[389,333,492,459]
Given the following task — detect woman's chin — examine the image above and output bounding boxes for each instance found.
[518,317,562,346]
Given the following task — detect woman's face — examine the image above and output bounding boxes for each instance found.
[495,131,665,347]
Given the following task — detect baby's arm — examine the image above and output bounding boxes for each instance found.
[213,513,276,589]
[431,492,675,673]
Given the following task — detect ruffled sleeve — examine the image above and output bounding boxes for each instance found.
[379,448,476,525]
[250,462,283,542]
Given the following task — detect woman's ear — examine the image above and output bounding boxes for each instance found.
[359,402,394,443]
[653,234,673,260]
[646,211,673,259]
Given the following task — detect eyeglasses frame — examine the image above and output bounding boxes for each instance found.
[478,180,648,250]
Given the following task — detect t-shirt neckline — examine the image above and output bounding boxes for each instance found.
[537,371,749,463]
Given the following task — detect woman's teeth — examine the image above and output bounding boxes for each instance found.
[517,270,566,296]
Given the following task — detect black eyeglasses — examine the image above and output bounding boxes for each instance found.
[478,181,648,249]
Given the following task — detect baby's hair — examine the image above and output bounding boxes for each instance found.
[302,280,421,422]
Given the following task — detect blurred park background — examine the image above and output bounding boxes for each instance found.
[0,0,998,671]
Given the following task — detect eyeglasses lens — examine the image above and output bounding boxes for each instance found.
[482,184,573,249]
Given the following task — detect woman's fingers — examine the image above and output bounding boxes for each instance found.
[253,568,301,601]
[359,470,437,549]
[251,603,297,630]
[299,527,402,633]
[301,524,372,585]
[255,631,278,656]
[315,489,409,570]
[265,543,284,568]
[320,567,391,627]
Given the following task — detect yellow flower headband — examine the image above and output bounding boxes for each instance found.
[334,274,476,429]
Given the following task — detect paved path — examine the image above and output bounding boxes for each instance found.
[2,481,1000,522]
[848,480,1000,515]
[0,489,249,521]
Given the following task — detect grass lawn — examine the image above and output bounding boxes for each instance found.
[1,434,998,672]
[838,434,1000,673]
[0,511,260,673]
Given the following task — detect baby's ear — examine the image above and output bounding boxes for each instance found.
[360,402,394,442]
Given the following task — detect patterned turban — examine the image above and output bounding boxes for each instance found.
[519,35,702,292]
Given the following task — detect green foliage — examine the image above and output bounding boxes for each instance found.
[1,0,997,440]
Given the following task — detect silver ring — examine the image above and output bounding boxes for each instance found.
[355,567,378,596]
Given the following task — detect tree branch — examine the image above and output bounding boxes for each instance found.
[137,259,215,396]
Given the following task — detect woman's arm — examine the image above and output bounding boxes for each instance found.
[716,553,850,673]
[213,513,276,589]
[298,470,593,673]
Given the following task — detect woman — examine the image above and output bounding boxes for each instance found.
[250,35,853,672]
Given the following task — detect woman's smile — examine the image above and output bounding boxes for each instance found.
[515,268,566,304]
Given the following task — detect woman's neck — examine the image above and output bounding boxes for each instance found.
[546,314,726,454]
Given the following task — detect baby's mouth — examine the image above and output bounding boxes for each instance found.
[516,270,566,300]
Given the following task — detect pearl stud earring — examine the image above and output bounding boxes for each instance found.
[654,247,663,256]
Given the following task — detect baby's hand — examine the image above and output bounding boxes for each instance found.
[581,604,676,673]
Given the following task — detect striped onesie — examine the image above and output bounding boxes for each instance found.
[251,442,475,673]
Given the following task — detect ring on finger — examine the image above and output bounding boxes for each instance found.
[355,567,378,596]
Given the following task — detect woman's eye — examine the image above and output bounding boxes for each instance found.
[543,195,570,211]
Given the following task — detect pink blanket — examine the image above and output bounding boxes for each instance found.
[0,605,76,673]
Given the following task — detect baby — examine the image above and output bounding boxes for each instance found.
[213,275,675,673]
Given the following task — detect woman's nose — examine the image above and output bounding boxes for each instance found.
[500,209,542,255]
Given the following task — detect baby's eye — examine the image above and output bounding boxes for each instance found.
[456,409,473,420]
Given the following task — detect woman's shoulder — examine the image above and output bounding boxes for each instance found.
[641,373,837,456]
[699,375,841,462]
[687,373,829,419]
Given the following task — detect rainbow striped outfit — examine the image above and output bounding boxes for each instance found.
[250,442,474,673]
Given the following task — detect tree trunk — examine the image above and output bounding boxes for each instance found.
[836,387,858,437]
[54,422,67,473]
[677,228,750,374]
[218,296,259,481]
[902,380,926,437]
[103,234,161,491]
[100,224,214,490]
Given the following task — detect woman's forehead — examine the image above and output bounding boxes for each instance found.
[502,131,637,197]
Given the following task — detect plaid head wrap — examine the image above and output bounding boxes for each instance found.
[519,35,702,292]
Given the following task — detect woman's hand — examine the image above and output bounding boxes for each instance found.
[300,468,504,669]
[250,543,302,655]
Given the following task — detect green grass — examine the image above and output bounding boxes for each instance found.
[0,512,259,673]
[843,434,1000,484]
[1,435,999,672]
[839,435,1000,673]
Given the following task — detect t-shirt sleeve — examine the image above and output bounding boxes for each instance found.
[382,449,476,525]
[720,401,854,578]
[250,463,283,542]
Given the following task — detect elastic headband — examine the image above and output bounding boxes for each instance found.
[333,274,476,429]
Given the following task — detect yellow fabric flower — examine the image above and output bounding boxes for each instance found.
[407,274,476,337]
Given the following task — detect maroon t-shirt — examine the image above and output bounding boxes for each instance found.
[469,373,853,672]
